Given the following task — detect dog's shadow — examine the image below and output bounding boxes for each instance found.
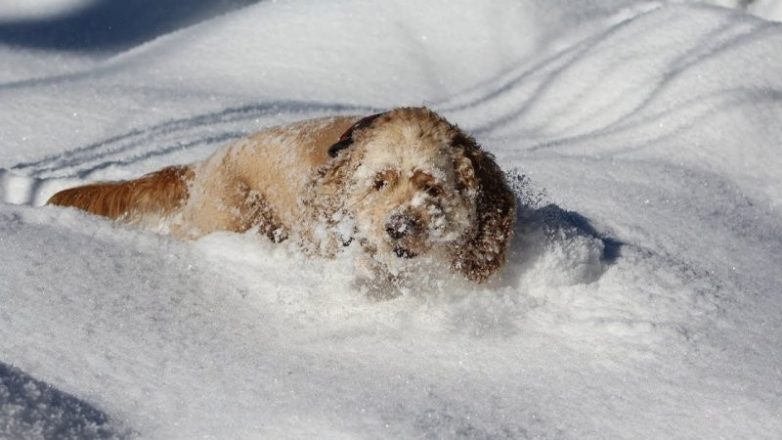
[515,203,622,262]
[497,172,624,290]
[433,175,625,338]
[0,361,132,439]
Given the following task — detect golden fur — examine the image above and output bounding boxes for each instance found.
[48,107,516,282]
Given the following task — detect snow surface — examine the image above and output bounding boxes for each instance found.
[0,0,93,21]
[711,0,782,20]
[1,0,782,439]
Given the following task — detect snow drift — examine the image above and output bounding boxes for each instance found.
[1,0,781,439]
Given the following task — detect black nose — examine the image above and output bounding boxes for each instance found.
[385,213,419,240]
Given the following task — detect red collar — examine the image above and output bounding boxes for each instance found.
[328,112,385,157]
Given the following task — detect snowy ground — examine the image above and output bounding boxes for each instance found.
[1,0,782,439]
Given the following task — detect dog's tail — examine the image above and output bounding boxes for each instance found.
[47,165,194,220]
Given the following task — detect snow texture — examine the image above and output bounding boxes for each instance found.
[1,0,782,439]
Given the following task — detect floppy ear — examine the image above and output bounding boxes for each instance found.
[300,146,365,254]
[450,134,516,282]
[306,148,362,214]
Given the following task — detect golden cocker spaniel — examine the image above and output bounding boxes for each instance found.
[49,107,516,284]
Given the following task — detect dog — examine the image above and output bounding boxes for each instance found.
[48,107,516,284]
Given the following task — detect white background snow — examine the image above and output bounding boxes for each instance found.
[1,0,781,439]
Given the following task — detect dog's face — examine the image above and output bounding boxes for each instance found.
[343,109,478,262]
[308,106,514,282]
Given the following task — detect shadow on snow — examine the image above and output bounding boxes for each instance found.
[0,0,262,52]
[0,360,132,439]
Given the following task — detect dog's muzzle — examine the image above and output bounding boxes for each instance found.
[385,213,422,259]
[385,213,420,240]
[393,245,417,259]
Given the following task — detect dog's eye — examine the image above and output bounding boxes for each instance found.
[374,178,387,190]
[424,184,442,197]
[373,170,397,190]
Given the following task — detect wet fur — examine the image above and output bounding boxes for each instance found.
[48,107,515,282]
[47,166,194,221]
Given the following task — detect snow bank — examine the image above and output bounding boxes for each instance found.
[1,1,782,439]
[709,0,782,21]
[0,0,93,21]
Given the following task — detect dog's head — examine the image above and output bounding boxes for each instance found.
[339,108,477,262]
[315,107,515,281]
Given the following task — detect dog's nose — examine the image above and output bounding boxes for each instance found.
[385,213,419,240]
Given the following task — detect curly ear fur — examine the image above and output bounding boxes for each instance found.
[450,133,516,282]
[300,146,366,255]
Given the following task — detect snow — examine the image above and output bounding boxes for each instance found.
[2,0,782,439]
[711,0,782,20]
[0,0,93,21]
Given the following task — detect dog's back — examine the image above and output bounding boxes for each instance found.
[48,165,193,220]
[46,116,359,235]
